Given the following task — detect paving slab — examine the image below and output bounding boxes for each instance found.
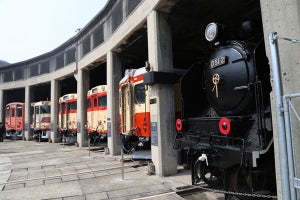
[0,140,225,200]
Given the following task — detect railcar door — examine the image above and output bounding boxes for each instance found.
[5,104,12,130]
[15,104,24,131]
[33,106,39,130]
[133,83,150,137]
[120,83,133,134]
[67,101,77,131]
[98,94,107,133]
[60,102,66,129]
[92,95,97,132]
[87,96,92,132]
[10,105,16,129]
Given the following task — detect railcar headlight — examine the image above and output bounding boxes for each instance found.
[205,22,218,42]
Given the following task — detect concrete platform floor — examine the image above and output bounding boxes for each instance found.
[0,139,224,200]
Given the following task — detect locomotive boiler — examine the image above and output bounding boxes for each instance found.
[174,21,276,199]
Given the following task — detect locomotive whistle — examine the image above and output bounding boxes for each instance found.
[212,73,220,98]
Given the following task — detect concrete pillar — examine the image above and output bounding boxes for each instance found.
[24,86,32,141]
[260,1,300,199]
[76,69,89,147]
[50,79,60,143]
[147,10,177,176]
[107,51,122,156]
[0,90,3,123]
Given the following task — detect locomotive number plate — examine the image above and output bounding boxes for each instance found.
[210,55,226,68]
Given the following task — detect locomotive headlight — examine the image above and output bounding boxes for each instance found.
[205,22,218,42]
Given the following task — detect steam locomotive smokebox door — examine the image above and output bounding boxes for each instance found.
[204,42,256,115]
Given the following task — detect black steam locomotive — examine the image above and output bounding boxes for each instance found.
[174,21,276,199]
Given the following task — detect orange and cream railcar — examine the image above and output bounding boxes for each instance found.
[58,93,77,143]
[119,67,151,153]
[5,102,25,139]
[31,101,51,141]
[86,85,108,142]
[119,66,184,153]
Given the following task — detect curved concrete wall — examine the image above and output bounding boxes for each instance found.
[0,0,146,89]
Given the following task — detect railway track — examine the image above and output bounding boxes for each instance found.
[132,183,278,200]
[130,184,224,200]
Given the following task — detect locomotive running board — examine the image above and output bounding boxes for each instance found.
[132,150,152,160]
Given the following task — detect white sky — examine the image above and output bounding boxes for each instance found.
[0,0,108,64]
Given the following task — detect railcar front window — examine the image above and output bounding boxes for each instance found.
[17,105,23,117]
[69,102,77,110]
[5,106,10,117]
[41,106,50,114]
[98,96,107,107]
[134,83,145,104]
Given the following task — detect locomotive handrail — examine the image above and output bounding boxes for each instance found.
[283,93,300,191]
[269,32,300,200]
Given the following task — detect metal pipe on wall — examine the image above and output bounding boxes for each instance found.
[268,32,292,200]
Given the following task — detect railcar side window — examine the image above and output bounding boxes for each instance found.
[87,98,91,109]
[98,96,107,107]
[5,106,10,117]
[16,105,23,117]
[134,83,145,104]
[35,106,39,115]
[94,98,97,107]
